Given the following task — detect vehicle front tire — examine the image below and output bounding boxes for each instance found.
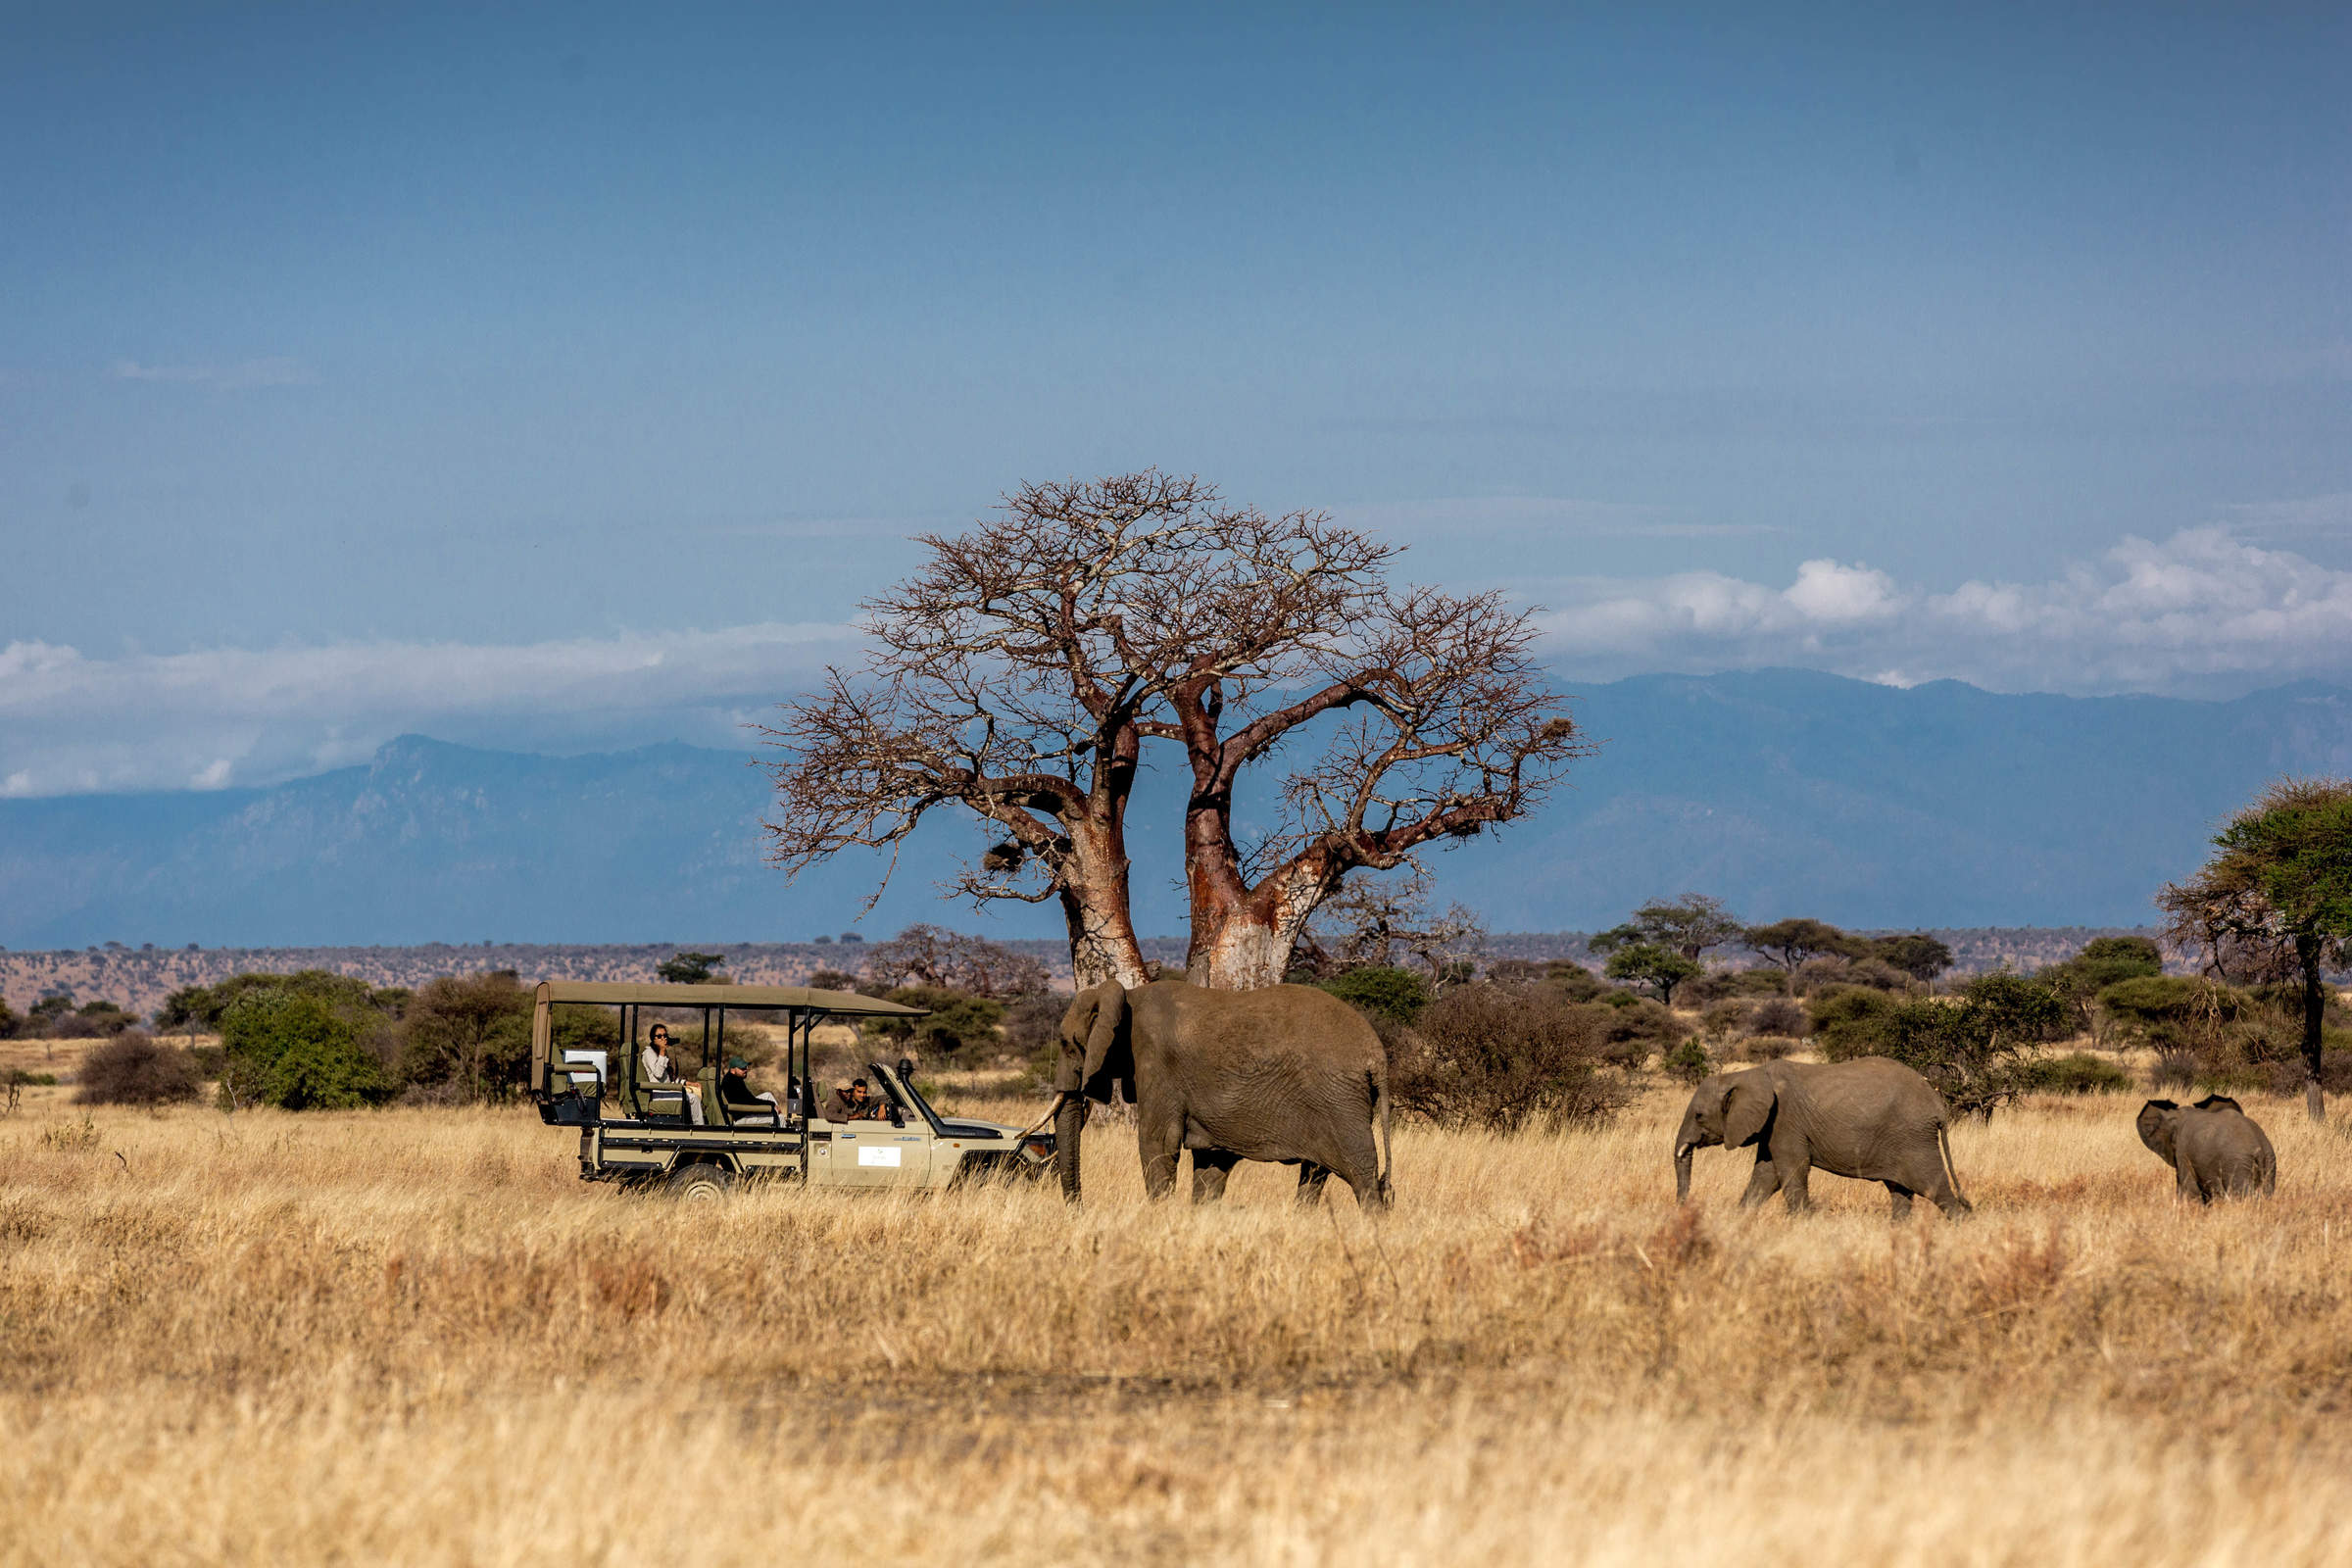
[665,1163,737,1201]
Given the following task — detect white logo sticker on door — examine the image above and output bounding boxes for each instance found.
[857,1146,903,1167]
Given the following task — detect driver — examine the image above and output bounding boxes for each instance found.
[826,1077,885,1121]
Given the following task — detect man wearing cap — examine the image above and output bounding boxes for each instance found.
[717,1056,783,1125]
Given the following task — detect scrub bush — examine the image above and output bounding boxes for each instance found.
[1386,983,1628,1134]
[74,1033,203,1106]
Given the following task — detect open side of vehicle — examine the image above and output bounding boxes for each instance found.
[528,980,1054,1194]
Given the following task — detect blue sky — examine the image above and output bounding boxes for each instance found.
[2,3,2347,794]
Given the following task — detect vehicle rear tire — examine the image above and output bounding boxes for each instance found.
[665,1163,736,1201]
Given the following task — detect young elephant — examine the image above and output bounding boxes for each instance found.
[2135,1096,2276,1201]
[1673,1056,1970,1219]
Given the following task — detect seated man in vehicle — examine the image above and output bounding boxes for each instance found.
[639,1025,704,1125]
[825,1078,886,1121]
[717,1056,782,1124]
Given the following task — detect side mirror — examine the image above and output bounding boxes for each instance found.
[890,1105,906,1128]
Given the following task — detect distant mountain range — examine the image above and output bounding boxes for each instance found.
[5,668,2350,950]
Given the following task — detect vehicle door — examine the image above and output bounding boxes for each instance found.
[814,1077,932,1188]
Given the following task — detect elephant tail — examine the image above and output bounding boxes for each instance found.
[1372,1066,1394,1205]
[1936,1118,1971,1210]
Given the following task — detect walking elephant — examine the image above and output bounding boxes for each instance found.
[2136,1095,2276,1201]
[1673,1056,1971,1219]
[1041,978,1393,1209]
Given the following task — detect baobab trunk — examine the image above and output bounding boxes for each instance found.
[1059,818,1151,990]
[1187,864,1328,991]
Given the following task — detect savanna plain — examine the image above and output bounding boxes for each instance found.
[4,1066,2350,1566]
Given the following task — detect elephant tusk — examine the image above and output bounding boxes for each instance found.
[1018,1091,1068,1142]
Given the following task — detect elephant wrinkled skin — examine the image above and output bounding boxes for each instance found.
[1045,979,1393,1209]
[1674,1056,1971,1220]
[2136,1095,2277,1201]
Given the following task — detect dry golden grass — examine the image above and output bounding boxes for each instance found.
[4,1075,2351,1565]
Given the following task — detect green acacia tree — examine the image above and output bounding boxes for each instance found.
[2160,777,2352,1121]
[1592,895,1744,962]
[1601,943,1702,1005]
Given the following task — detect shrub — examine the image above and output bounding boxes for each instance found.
[1386,983,1628,1134]
[2263,1051,2352,1098]
[74,1033,203,1106]
[1792,955,1912,996]
[2097,975,2220,1036]
[1699,999,1749,1038]
[218,979,400,1111]
[1592,995,1687,1067]
[997,992,1064,1065]
[1545,963,1606,1002]
[398,972,534,1102]
[807,969,861,992]
[0,997,18,1040]
[2016,1053,2133,1096]
[864,986,1006,1061]
[2151,1050,2199,1091]
[1660,1036,1712,1085]
[1683,967,1791,1006]
[1809,986,1898,1058]
[1815,973,2068,1119]
[1323,966,1431,1023]
[1748,997,1809,1039]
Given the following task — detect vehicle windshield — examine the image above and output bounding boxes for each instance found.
[879,1065,948,1134]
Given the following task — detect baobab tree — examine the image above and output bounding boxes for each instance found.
[760,471,1589,990]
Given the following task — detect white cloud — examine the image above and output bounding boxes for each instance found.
[13,522,2352,800]
[111,357,314,390]
[1541,527,2352,692]
[0,621,855,797]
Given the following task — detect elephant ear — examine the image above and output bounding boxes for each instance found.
[2137,1100,2181,1167]
[1080,982,1133,1104]
[2193,1093,2243,1115]
[1721,1074,1776,1149]
[1052,992,1097,1096]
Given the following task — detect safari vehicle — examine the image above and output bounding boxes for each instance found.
[527,981,1054,1198]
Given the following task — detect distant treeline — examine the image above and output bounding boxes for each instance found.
[2,927,2169,1018]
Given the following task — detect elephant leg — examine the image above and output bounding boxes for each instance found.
[1737,1154,1782,1208]
[1885,1183,1915,1222]
[1137,1101,1185,1200]
[1295,1162,1331,1206]
[1920,1161,1972,1219]
[1192,1149,1240,1203]
[2178,1161,2209,1204]
[1778,1154,1814,1214]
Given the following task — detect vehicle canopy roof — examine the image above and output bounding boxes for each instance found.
[534,980,927,1017]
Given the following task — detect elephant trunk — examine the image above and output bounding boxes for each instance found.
[1674,1142,1695,1204]
[1054,1091,1088,1204]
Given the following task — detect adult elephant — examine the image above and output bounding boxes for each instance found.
[2136,1095,2276,1201]
[1673,1056,1970,1219]
[1042,978,1393,1209]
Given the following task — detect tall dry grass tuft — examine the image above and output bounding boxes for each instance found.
[2,1083,2350,1563]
